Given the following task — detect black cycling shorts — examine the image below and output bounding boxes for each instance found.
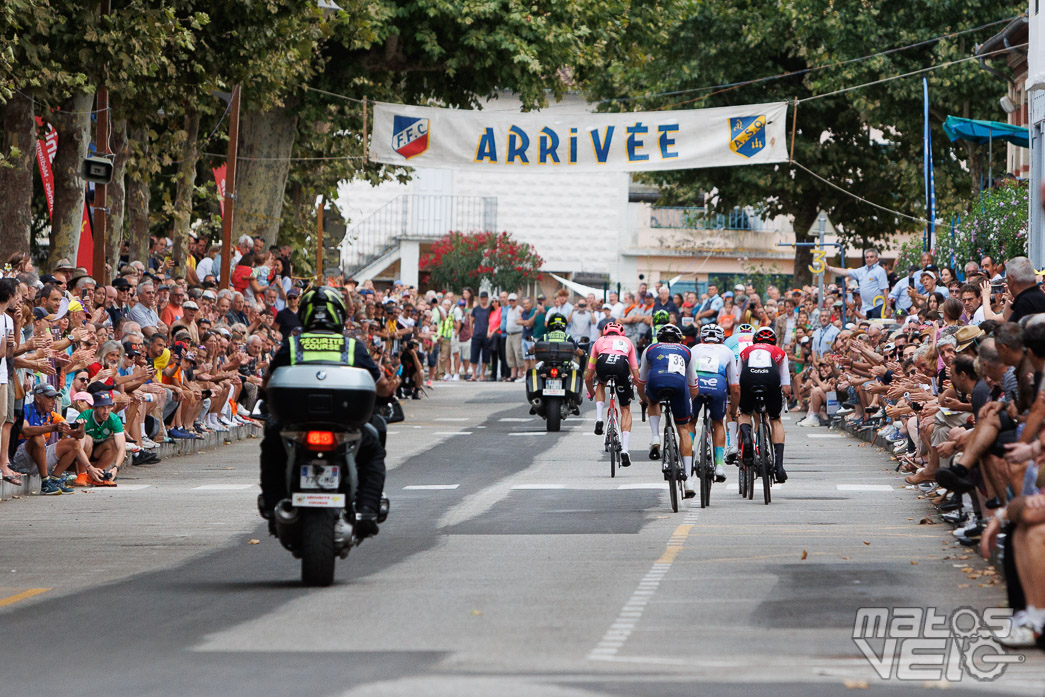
[738,364,782,418]
[595,353,634,407]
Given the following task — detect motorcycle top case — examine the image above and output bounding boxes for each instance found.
[533,341,575,364]
[525,367,582,403]
[267,365,376,428]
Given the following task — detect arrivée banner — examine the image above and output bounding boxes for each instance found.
[370,101,789,172]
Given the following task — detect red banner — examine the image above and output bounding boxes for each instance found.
[34,116,58,219]
[35,115,93,274]
[213,164,226,218]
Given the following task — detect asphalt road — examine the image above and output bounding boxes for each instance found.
[1,382,1042,696]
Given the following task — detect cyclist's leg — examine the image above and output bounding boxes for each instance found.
[592,355,611,433]
[646,400,662,455]
[673,388,695,493]
[765,377,787,482]
[617,370,635,460]
[737,368,757,465]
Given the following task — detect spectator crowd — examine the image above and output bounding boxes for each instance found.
[2,228,1043,648]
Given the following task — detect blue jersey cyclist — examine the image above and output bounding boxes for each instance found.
[690,324,740,484]
[637,324,701,498]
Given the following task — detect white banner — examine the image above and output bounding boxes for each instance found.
[370,101,789,172]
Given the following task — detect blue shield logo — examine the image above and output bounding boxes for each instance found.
[392,115,430,160]
[729,115,767,159]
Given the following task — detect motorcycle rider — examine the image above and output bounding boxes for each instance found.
[259,286,394,539]
[542,314,583,414]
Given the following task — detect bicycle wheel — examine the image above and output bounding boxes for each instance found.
[664,426,680,513]
[745,453,754,500]
[702,415,714,508]
[610,440,617,478]
[759,418,773,505]
[698,412,711,509]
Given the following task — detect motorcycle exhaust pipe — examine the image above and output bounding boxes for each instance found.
[274,498,299,526]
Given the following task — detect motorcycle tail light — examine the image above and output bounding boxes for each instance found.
[306,431,335,451]
[550,367,559,378]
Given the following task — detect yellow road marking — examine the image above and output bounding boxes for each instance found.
[0,588,50,607]
[657,524,694,563]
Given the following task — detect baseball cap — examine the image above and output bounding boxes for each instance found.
[508,293,518,300]
[122,341,140,357]
[920,270,936,281]
[32,307,50,320]
[182,300,199,310]
[457,299,465,306]
[92,392,114,407]
[479,291,489,297]
[72,391,94,406]
[734,283,745,291]
[67,299,84,312]
[40,274,59,285]
[202,289,217,299]
[601,303,612,309]
[724,291,734,298]
[31,382,60,397]
[287,288,300,297]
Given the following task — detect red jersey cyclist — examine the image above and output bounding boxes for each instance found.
[585,322,640,467]
[738,327,792,483]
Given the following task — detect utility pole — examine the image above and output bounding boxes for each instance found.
[93,0,111,284]
[219,86,241,290]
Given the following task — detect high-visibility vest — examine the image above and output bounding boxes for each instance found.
[438,313,455,339]
[290,332,355,365]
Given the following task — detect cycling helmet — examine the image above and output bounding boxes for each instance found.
[652,309,670,326]
[602,321,624,337]
[656,323,684,344]
[754,327,777,345]
[547,314,568,332]
[700,323,725,344]
[299,286,347,332]
[737,323,754,334]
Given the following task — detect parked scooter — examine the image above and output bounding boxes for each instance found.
[524,339,585,432]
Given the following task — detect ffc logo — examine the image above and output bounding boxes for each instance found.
[392,115,430,160]
[730,115,766,159]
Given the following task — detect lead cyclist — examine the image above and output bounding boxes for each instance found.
[690,324,740,483]
[723,322,755,463]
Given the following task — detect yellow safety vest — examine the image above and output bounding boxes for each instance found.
[290,332,355,365]
[439,312,455,339]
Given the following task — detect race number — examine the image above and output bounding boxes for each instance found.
[612,339,628,353]
[667,354,686,375]
[808,248,827,275]
[696,355,720,373]
[747,349,773,368]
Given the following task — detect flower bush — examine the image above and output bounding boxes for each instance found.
[896,181,1028,273]
[419,231,544,292]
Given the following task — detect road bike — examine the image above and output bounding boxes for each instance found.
[603,377,622,478]
[658,390,686,513]
[693,394,715,509]
[739,386,774,505]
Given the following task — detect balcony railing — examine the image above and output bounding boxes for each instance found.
[650,206,767,231]
[342,194,497,274]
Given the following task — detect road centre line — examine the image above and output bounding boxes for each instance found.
[0,588,50,608]
[806,433,843,439]
[589,510,699,661]
[510,484,567,490]
[435,417,471,422]
[403,485,460,490]
[192,484,255,490]
[434,431,472,436]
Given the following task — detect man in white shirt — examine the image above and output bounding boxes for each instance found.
[195,244,220,281]
[504,293,525,381]
[607,291,625,319]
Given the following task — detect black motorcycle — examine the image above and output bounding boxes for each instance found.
[266,364,386,586]
[524,339,584,432]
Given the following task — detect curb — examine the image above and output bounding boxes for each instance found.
[0,423,262,501]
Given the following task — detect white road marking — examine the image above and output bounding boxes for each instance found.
[193,484,255,491]
[403,484,460,490]
[589,509,699,661]
[807,434,843,439]
[836,484,893,492]
[509,432,547,436]
[111,484,150,491]
[617,483,667,490]
[434,431,472,436]
[386,431,400,435]
[499,417,533,422]
[510,484,566,490]
[435,417,470,422]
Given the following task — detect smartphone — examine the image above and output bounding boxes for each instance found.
[990,282,1005,295]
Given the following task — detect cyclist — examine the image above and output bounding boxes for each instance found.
[723,322,755,462]
[637,324,700,497]
[642,309,673,459]
[691,323,739,483]
[738,326,791,483]
[585,322,640,467]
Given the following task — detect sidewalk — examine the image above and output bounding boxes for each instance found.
[0,423,262,501]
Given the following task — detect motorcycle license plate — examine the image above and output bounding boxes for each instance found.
[291,493,346,508]
[300,464,340,490]
[544,378,565,397]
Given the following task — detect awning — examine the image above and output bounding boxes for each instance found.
[942,115,1028,148]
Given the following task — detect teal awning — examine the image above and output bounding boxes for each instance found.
[943,115,1028,148]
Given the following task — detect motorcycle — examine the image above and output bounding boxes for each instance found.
[265,364,388,586]
[524,339,585,432]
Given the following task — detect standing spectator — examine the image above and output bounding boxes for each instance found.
[469,291,493,381]
[568,298,594,342]
[436,299,457,381]
[607,291,624,319]
[487,296,505,381]
[652,286,678,316]
[504,293,524,381]
[275,288,302,336]
[823,247,890,319]
[694,284,723,326]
